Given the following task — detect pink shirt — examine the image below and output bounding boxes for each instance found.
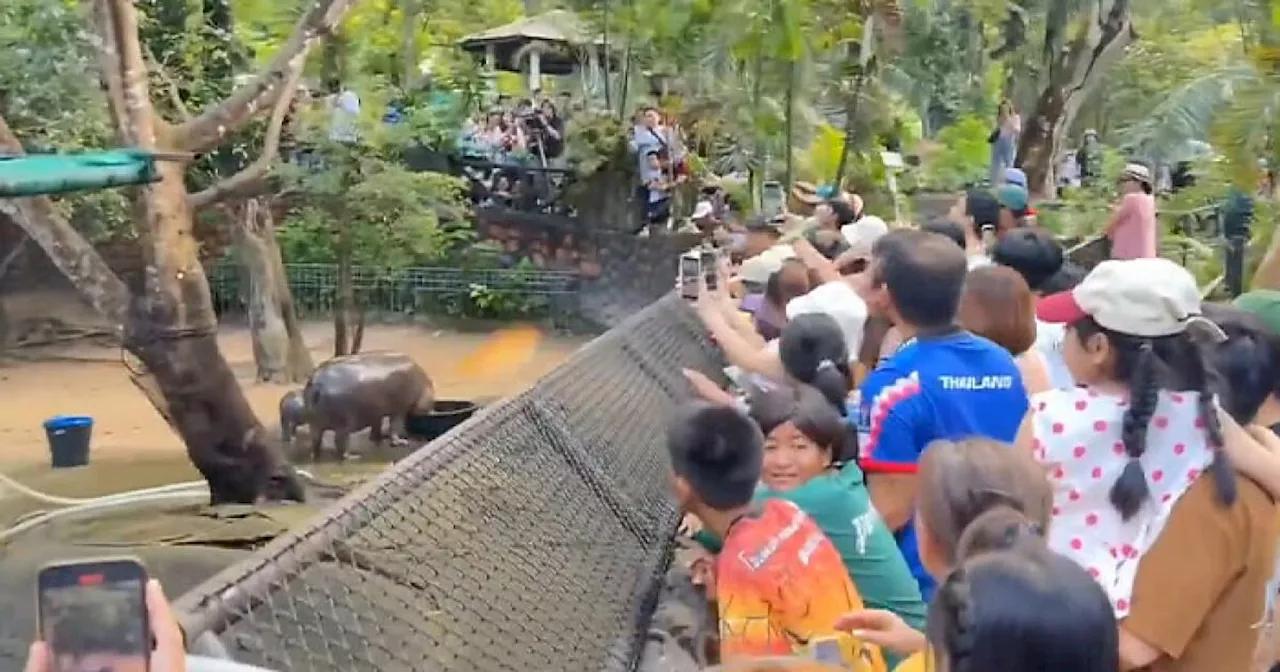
[1109,193,1157,259]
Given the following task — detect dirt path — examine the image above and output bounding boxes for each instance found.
[0,322,587,497]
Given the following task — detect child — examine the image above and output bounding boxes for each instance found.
[666,403,885,670]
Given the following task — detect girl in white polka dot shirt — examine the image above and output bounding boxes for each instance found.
[1012,259,1236,618]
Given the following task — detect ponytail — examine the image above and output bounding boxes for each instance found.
[1111,341,1158,520]
[809,359,851,417]
[955,501,1044,563]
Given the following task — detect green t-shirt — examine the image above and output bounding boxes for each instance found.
[694,465,927,631]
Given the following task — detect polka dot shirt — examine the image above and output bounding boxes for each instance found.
[1029,387,1215,617]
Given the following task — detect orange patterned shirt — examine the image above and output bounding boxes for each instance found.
[716,499,886,671]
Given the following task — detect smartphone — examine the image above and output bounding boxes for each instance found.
[811,636,844,665]
[700,249,718,291]
[679,252,702,300]
[761,181,785,218]
[38,557,150,672]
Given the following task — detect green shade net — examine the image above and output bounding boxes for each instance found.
[0,150,160,198]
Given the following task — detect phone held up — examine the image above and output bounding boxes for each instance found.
[37,557,151,672]
[680,246,724,300]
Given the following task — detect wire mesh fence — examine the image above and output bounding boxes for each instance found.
[173,293,721,672]
[206,262,584,327]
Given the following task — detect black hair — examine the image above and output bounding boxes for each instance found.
[666,403,764,510]
[928,525,1119,672]
[871,229,968,330]
[991,227,1065,293]
[763,259,810,308]
[1038,261,1087,295]
[1072,316,1236,520]
[922,219,966,249]
[964,190,1001,229]
[1204,303,1280,420]
[824,199,857,226]
[746,384,853,465]
[808,230,851,260]
[778,313,852,414]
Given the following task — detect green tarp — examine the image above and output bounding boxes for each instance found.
[0,150,159,198]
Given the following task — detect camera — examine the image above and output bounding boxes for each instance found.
[679,245,722,300]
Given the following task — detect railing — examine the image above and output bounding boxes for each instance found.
[206,262,584,326]
[172,294,722,672]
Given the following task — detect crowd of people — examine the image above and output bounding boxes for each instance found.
[670,177,1280,671]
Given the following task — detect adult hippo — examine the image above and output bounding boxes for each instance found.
[303,351,435,460]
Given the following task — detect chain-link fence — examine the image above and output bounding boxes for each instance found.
[207,262,584,328]
[173,293,720,672]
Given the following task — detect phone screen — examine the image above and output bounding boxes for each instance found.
[761,181,785,217]
[811,638,844,665]
[700,250,718,291]
[39,559,149,672]
[679,255,701,300]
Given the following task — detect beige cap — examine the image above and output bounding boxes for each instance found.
[1036,258,1224,341]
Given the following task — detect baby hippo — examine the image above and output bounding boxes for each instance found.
[303,351,435,460]
[279,389,308,445]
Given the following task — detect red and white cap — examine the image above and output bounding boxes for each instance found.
[1036,257,1224,340]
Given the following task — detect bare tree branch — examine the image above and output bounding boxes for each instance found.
[85,0,129,140]
[0,113,133,327]
[144,44,192,121]
[95,0,164,148]
[189,65,304,210]
[177,0,357,155]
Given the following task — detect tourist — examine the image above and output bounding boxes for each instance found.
[995,184,1031,233]
[664,403,886,669]
[1024,257,1278,671]
[946,190,1000,269]
[988,99,1021,187]
[957,265,1051,395]
[836,439,1118,672]
[990,228,1078,389]
[1104,164,1158,260]
[855,229,1027,599]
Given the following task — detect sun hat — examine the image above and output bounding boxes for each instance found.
[739,244,797,285]
[1004,167,1029,188]
[786,280,868,356]
[1234,289,1280,336]
[1036,258,1225,341]
[996,184,1030,213]
[1120,163,1153,186]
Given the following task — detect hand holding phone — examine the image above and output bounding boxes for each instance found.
[34,558,185,672]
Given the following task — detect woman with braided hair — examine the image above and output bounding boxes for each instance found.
[1022,258,1279,671]
[833,438,1117,671]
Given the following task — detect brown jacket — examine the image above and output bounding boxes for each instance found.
[1124,473,1279,671]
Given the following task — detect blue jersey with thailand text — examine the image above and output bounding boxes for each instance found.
[853,329,1028,600]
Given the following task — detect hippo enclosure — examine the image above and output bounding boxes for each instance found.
[172,294,720,672]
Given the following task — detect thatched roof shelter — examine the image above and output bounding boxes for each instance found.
[458,10,610,76]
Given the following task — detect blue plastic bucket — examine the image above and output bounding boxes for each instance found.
[43,416,93,469]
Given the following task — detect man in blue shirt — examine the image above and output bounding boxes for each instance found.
[855,229,1028,599]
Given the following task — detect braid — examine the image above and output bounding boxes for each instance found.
[1111,341,1158,520]
[1187,343,1238,508]
[940,569,976,672]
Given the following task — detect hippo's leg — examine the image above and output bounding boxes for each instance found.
[389,415,409,446]
[369,419,386,443]
[309,427,325,462]
[282,421,295,445]
[334,431,351,461]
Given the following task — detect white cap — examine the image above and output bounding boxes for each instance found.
[786,280,868,356]
[841,215,889,250]
[691,200,714,220]
[739,245,796,285]
[1036,258,1225,341]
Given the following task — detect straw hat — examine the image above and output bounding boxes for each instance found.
[1120,163,1153,186]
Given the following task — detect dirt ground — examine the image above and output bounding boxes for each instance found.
[0,321,588,518]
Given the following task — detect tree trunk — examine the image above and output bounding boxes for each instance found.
[834,72,865,188]
[236,199,312,383]
[334,214,353,357]
[0,0,357,503]
[1016,0,1135,198]
[400,0,421,91]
